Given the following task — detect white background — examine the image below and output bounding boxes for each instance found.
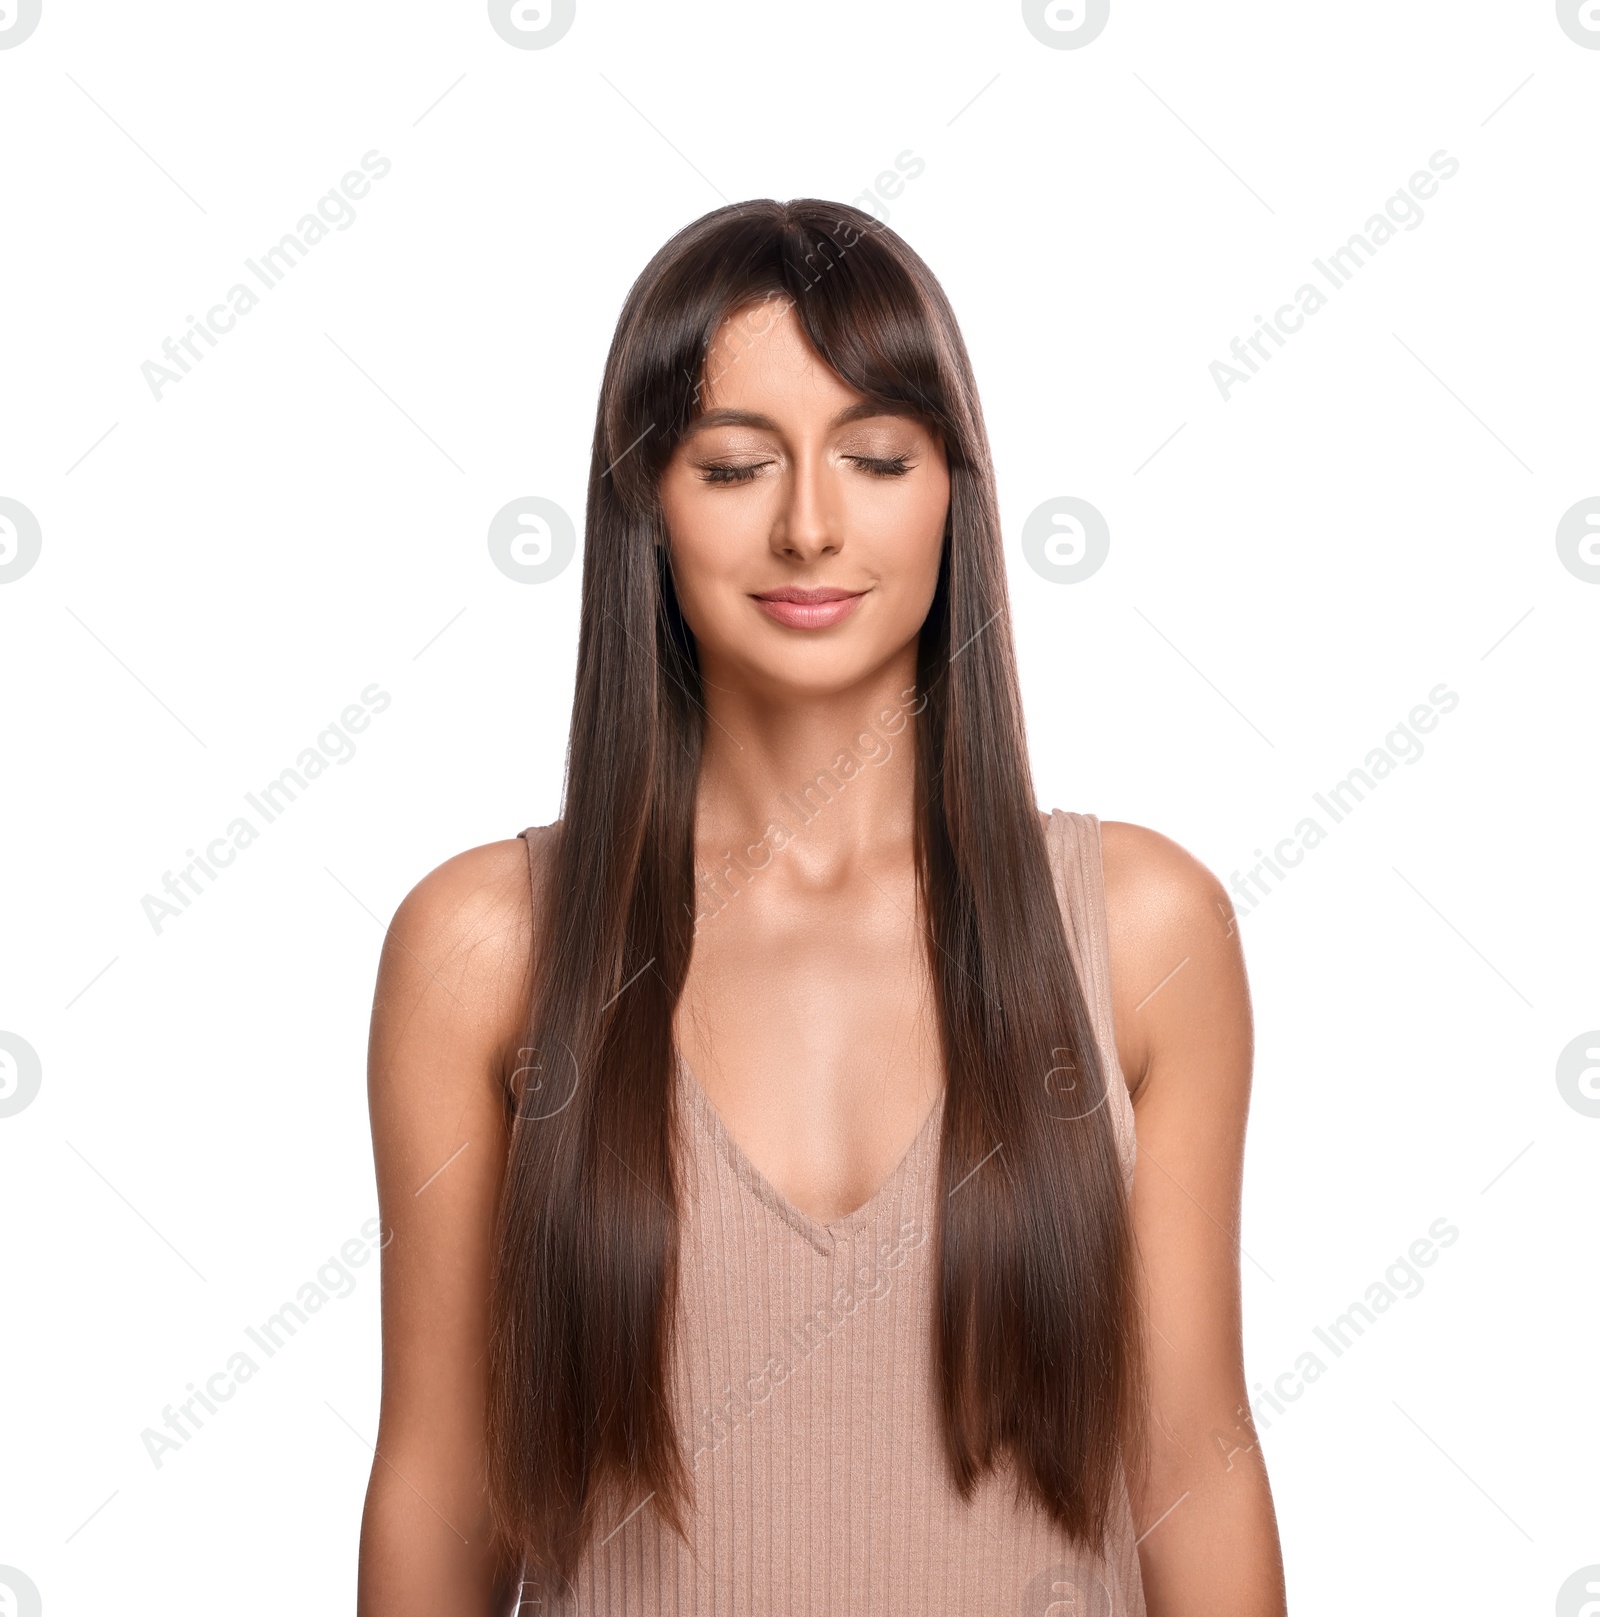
[2,1,1596,1612]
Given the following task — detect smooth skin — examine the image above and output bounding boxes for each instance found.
[357,303,1287,1615]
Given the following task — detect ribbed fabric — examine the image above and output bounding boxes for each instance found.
[515,809,1145,1616]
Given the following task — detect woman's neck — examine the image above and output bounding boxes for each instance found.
[691,643,922,880]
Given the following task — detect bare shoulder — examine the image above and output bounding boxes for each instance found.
[1098,819,1229,927]
[371,826,560,1097]
[1096,820,1251,1104]
[386,837,533,992]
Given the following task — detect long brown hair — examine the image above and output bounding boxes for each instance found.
[486,198,1148,1585]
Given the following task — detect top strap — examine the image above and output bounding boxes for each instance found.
[1042,809,1138,1194]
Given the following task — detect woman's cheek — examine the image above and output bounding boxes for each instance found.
[668,538,748,650]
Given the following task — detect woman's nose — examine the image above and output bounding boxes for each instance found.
[772,452,841,560]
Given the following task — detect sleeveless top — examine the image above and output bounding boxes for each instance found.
[514,809,1145,1616]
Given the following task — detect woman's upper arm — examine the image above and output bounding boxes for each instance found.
[1099,818,1253,1434]
[358,832,545,1616]
[1099,820,1286,1613]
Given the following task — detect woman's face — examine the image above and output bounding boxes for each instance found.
[658,298,950,701]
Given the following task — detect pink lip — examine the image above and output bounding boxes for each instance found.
[751,586,868,630]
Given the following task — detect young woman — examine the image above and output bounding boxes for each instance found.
[357,200,1287,1616]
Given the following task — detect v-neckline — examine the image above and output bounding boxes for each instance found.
[674,1051,943,1255]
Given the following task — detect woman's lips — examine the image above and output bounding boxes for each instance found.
[750,588,867,630]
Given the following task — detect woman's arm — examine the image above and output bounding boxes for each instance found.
[1100,820,1288,1617]
[357,836,539,1617]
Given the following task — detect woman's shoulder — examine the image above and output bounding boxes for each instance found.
[1096,818,1229,918]
[1047,811,1247,1101]
[1040,808,1227,913]
[397,818,561,915]
[376,826,562,1032]
[390,835,537,936]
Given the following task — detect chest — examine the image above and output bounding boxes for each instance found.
[674,858,944,1227]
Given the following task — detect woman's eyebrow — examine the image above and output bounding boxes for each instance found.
[683,402,920,438]
[683,408,779,436]
[830,401,921,428]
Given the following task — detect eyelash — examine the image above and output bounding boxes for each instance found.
[697,454,913,485]
[853,454,913,478]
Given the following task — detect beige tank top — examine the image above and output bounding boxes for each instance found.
[517,808,1145,1616]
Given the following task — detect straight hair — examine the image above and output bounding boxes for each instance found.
[486,198,1148,1587]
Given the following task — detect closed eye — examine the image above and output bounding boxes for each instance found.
[698,460,771,485]
[696,453,913,484]
[847,454,913,478]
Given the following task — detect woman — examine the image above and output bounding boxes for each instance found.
[358,200,1287,1616]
